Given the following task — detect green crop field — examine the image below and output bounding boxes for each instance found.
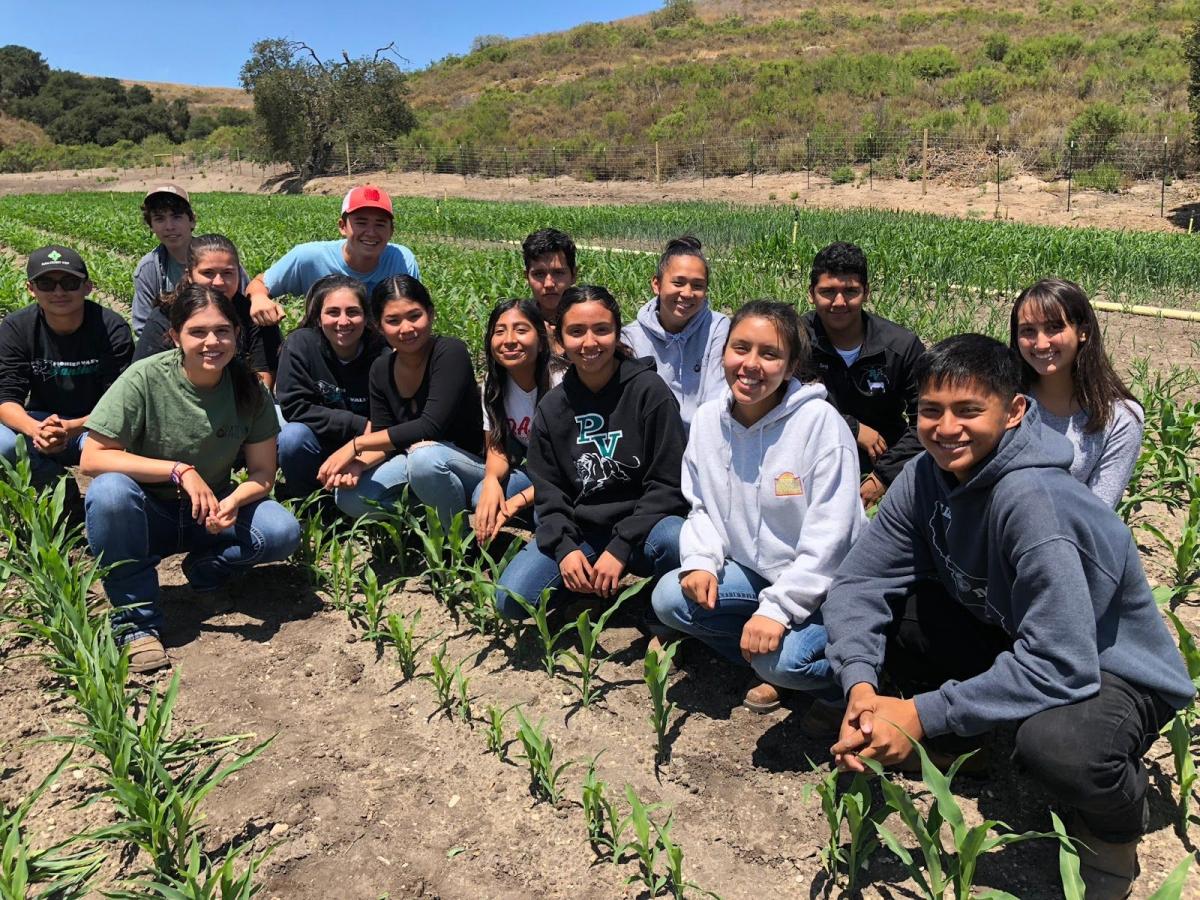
[0,191,1198,897]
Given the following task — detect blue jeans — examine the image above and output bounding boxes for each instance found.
[334,452,410,519]
[277,421,325,497]
[651,560,840,699]
[84,472,301,643]
[0,412,87,487]
[495,515,684,619]
[407,441,533,529]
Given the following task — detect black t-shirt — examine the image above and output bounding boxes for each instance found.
[369,335,483,457]
[132,294,281,374]
[0,300,133,417]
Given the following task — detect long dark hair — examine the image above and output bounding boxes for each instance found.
[168,284,263,418]
[556,285,633,362]
[1009,278,1136,433]
[299,274,373,333]
[483,299,552,463]
[156,233,242,311]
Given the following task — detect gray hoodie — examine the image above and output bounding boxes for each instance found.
[680,380,867,627]
[623,298,730,429]
[824,400,1194,737]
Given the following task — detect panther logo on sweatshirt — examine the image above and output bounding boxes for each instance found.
[574,413,640,496]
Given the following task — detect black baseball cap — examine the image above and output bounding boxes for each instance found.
[27,245,88,280]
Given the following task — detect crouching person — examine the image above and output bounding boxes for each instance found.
[824,334,1193,899]
[80,285,300,674]
[652,301,865,718]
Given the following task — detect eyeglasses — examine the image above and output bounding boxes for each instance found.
[32,275,83,292]
[814,286,864,302]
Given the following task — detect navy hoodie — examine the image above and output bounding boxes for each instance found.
[824,400,1194,737]
[529,356,687,565]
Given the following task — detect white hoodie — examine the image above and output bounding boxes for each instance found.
[679,380,867,627]
[622,297,730,430]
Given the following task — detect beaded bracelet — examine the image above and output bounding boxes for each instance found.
[169,462,195,486]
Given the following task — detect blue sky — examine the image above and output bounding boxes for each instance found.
[3,0,659,86]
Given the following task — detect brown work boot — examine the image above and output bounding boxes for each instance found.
[1069,813,1139,900]
[125,636,170,674]
[742,681,782,713]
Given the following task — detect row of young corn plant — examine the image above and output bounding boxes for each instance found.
[0,443,273,897]
[807,740,1196,900]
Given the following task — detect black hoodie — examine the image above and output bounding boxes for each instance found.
[529,356,687,565]
[276,327,387,450]
[802,309,924,486]
[133,293,281,374]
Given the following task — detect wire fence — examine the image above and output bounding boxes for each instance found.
[304,129,1195,211]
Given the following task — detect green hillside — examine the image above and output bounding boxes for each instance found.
[401,0,1196,152]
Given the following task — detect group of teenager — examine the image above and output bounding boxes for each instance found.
[0,182,1189,898]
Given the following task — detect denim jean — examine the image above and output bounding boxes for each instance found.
[495,515,684,619]
[651,560,841,700]
[277,421,325,497]
[0,412,87,487]
[407,441,533,529]
[84,472,301,643]
[886,581,1174,842]
[334,452,410,519]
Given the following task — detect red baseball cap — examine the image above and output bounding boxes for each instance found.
[341,185,393,217]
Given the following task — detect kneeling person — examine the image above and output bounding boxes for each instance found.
[81,285,300,674]
[824,334,1193,898]
[0,246,132,485]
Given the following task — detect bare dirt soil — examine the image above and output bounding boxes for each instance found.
[0,168,1198,898]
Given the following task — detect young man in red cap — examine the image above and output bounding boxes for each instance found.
[246,185,419,326]
[0,245,132,485]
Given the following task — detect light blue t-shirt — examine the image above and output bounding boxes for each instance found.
[263,240,420,298]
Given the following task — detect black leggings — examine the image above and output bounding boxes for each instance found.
[884,581,1173,842]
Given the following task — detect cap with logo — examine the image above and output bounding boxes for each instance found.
[143,184,192,208]
[341,185,393,217]
[27,246,88,280]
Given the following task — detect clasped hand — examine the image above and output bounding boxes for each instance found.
[831,684,924,773]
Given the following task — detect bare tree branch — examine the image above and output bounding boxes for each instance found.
[294,41,327,71]
[373,41,409,65]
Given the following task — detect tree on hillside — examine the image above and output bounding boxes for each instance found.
[240,39,416,181]
[0,45,49,104]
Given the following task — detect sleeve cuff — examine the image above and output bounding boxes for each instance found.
[604,535,632,565]
[680,554,719,576]
[552,538,581,564]
[755,597,791,627]
[914,690,951,738]
[838,662,880,696]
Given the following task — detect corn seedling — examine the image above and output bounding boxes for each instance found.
[581,753,620,854]
[384,609,436,680]
[803,761,891,892]
[425,643,457,718]
[286,493,341,589]
[560,578,645,707]
[454,662,473,724]
[864,734,1049,900]
[461,539,523,639]
[514,710,574,804]
[609,785,717,898]
[409,505,475,617]
[358,563,397,642]
[0,753,104,900]
[644,639,680,766]
[1050,811,1086,900]
[484,702,522,758]
[511,588,572,676]
[107,839,273,899]
[1146,854,1196,900]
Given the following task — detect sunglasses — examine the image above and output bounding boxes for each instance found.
[32,274,84,292]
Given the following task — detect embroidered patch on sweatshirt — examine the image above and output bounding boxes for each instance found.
[774,472,805,497]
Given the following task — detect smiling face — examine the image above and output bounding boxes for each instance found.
[917,378,1026,482]
[148,209,195,256]
[171,302,238,382]
[723,316,791,425]
[489,307,540,374]
[319,287,367,360]
[190,249,240,301]
[652,255,708,334]
[810,272,867,345]
[378,296,433,356]
[560,300,619,387]
[27,271,91,329]
[1015,303,1084,381]
[339,210,394,268]
[525,251,575,318]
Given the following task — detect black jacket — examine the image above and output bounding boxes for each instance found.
[276,327,387,450]
[369,335,483,456]
[802,310,924,486]
[530,356,687,565]
[133,293,282,374]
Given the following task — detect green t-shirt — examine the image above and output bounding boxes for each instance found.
[87,350,279,500]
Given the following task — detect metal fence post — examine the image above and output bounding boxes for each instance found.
[700,141,706,187]
[750,138,756,187]
[552,146,558,181]
[1161,135,1169,218]
[922,128,928,195]
[1066,140,1074,213]
[655,141,661,184]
